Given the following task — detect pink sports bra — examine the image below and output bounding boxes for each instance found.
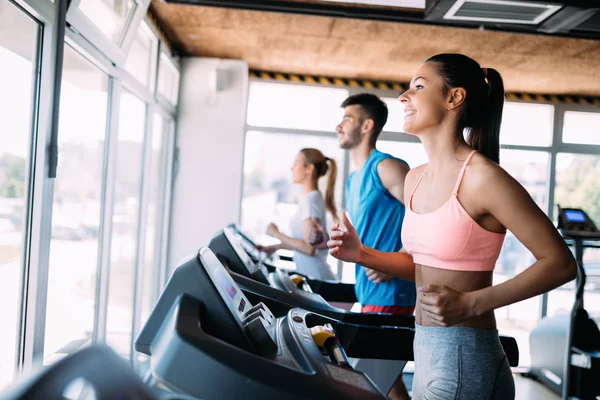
[401,150,505,272]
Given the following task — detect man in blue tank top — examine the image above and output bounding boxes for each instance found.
[337,93,416,399]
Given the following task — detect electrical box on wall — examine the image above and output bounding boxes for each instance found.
[210,68,228,92]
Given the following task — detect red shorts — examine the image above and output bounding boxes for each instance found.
[361,305,415,315]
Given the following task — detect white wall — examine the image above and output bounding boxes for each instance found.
[168,58,248,269]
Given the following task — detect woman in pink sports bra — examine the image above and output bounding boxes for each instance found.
[327,54,577,400]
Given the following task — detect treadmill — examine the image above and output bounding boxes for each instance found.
[529,206,600,399]
[215,224,357,304]
[0,344,196,400]
[135,247,412,399]
[208,226,412,327]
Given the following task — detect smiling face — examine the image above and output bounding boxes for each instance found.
[335,105,366,149]
[398,62,452,136]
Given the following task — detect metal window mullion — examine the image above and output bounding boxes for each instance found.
[92,79,121,345]
[337,150,350,281]
[158,118,176,290]
[539,104,565,319]
[17,11,54,377]
[130,103,153,366]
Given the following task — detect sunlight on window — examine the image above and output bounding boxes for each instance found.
[500,102,553,147]
[247,82,348,131]
[562,111,600,145]
[0,2,37,388]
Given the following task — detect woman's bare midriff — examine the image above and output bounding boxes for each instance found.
[415,264,497,329]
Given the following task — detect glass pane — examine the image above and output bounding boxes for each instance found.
[381,97,406,133]
[562,111,600,145]
[141,114,170,326]
[247,82,348,131]
[79,0,137,44]
[550,153,600,323]
[157,53,179,105]
[241,131,346,276]
[124,22,157,89]
[500,102,554,147]
[44,46,109,361]
[0,0,38,388]
[105,90,146,359]
[376,141,428,170]
[494,149,550,366]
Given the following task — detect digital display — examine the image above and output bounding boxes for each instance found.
[215,266,238,300]
[565,210,586,223]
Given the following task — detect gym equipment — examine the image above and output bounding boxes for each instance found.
[210,224,357,304]
[0,344,195,400]
[529,206,600,399]
[135,247,410,399]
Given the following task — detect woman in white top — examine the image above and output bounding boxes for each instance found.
[257,148,339,281]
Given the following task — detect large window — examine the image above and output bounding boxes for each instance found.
[494,149,550,365]
[247,82,348,131]
[104,90,146,359]
[44,46,109,361]
[0,0,39,387]
[140,114,172,328]
[124,21,158,90]
[549,153,600,322]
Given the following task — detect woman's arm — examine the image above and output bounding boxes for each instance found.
[470,165,576,315]
[328,212,416,281]
[267,221,317,256]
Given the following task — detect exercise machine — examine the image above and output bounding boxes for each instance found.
[529,206,600,399]
[135,247,412,399]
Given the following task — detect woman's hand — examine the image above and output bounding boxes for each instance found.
[256,244,279,256]
[266,223,280,238]
[365,268,394,283]
[327,212,363,263]
[418,284,478,326]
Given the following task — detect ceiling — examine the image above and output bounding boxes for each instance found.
[149,0,600,96]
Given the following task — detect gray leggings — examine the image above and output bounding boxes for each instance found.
[412,324,515,400]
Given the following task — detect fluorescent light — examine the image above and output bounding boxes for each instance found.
[317,0,426,10]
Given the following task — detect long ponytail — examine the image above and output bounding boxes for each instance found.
[300,148,338,223]
[324,158,338,223]
[426,54,505,164]
[467,68,504,164]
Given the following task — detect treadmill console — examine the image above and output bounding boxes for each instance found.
[199,248,278,356]
[220,227,271,284]
[557,206,600,239]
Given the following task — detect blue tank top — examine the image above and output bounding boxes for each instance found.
[346,149,417,307]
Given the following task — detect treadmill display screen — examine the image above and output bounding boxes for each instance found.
[215,266,237,300]
[565,209,586,223]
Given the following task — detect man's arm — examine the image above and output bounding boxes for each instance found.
[377,158,410,204]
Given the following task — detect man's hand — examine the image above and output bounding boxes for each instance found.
[328,212,363,263]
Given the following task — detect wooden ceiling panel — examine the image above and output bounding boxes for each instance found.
[151,1,600,96]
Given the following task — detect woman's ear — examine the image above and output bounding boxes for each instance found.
[447,87,466,110]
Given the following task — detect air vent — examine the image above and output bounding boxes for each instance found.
[444,0,562,25]
[573,9,600,33]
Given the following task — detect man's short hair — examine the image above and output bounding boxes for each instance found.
[341,93,389,144]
